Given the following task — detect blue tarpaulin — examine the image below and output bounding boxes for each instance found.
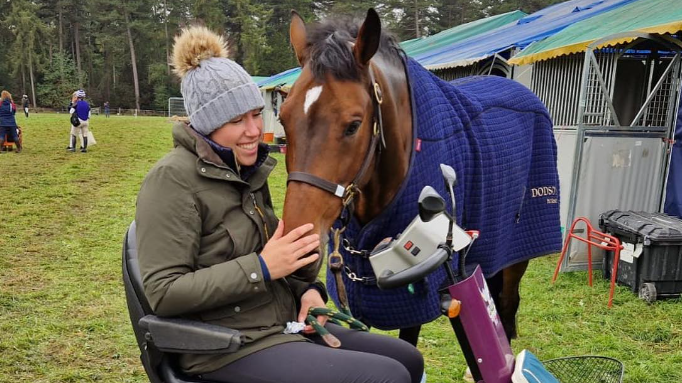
[413,0,640,69]
[664,96,682,219]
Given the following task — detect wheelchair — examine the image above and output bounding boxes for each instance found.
[122,221,244,383]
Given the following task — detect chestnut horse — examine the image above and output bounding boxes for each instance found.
[280,9,560,344]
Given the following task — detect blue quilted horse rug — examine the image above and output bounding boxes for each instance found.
[327,58,562,330]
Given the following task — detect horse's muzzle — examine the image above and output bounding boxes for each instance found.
[291,241,327,282]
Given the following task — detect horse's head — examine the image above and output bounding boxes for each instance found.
[280,9,394,280]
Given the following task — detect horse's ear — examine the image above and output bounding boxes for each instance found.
[290,10,308,66]
[353,8,381,67]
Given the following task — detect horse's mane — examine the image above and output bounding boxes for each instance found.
[307,16,403,81]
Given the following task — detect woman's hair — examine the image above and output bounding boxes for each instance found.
[1,90,10,101]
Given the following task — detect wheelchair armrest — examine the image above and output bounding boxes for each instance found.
[139,315,244,354]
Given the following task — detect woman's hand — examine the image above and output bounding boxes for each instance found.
[260,221,320,280]
[298,288,327,334]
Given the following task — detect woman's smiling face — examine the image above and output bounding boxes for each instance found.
[209,108,264,166]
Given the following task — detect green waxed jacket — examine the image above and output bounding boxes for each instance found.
[135,122,325,374]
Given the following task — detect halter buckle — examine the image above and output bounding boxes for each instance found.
[342,184,357,207]
[373,82,383,105]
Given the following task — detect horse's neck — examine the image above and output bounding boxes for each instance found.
[355,55,412,225]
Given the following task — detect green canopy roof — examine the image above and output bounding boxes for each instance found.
[258,10,527,90]
[257,67,302,90]
[510,0,682,65]
[401,10,527,57]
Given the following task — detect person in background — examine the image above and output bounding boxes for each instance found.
[0,90,21,153]
[68,90,91,153]
[66,92,77,151]
[104,101,110,118]
[135,26,424,383]
[22,95,29,118]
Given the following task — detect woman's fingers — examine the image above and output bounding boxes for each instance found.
[271,220,284,240]
[296,253,319,269]
[282,223,315,242]
[293,239,321,259]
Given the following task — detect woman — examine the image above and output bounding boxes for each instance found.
[67,90,91,152]
[0,91,21,153]
[66,92,78,151]
[135,26,424,383]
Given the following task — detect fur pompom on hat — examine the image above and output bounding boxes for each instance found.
[172,26,228,77]
[172,26,264,136]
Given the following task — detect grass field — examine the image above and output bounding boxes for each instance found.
[1,114,680,382]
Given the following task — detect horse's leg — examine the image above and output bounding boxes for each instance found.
[498,260,529,341]
[398,325,421,346]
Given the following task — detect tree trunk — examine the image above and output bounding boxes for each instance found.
[88,26,94,87]
[21,65,26,96]
[74,22,82,78]
[414,0,420,38]
[164,0,171,76]
[58,10,63,52]
[70,29,75,66]
[125,9,141,111]
[29,52,37,108]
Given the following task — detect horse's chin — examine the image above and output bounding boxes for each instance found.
[291,233,329,282]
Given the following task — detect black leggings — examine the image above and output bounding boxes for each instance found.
[201,323,424,383]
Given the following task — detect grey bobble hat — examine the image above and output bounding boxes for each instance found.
[172,26,264,136]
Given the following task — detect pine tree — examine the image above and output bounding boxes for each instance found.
[5,0,49,107]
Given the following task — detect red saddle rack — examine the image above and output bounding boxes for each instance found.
[552,217,623,307]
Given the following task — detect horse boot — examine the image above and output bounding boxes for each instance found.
[81,136,88,153]
[67,135,76,152]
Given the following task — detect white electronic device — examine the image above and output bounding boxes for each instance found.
[369,212,471,278]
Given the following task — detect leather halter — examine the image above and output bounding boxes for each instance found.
[286,64,386,217]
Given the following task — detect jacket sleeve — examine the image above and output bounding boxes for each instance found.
[136,165,268,317]
[286,276,328,303]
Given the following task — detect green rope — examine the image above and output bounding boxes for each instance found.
[304,307,369,348]
[307,307,369,332]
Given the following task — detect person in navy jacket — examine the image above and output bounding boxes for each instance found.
[0,90,21,153]
[67,89,91,153]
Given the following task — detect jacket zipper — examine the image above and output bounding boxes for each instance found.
[250,193,270,241]
[249,193,298,323]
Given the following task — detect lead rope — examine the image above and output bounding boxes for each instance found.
[328,227,352,317]
[305,307,368,348]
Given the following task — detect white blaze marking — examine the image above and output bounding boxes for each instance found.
[304,86,323,115]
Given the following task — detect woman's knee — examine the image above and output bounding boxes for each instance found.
[364,356,412,383]
[393,339,424,383]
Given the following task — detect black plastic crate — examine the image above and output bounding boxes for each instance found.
[599,210,682,302]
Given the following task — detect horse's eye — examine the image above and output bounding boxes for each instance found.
[345,121,362,136]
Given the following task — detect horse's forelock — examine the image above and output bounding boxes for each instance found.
[309,22,360,81]
[306,15,401,82]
